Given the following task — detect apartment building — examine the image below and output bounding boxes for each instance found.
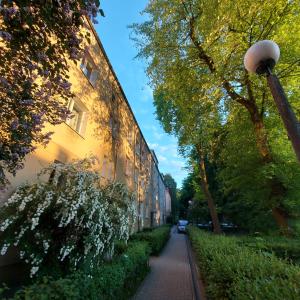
[0,18,169,230]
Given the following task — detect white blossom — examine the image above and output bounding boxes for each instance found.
[0,157,137,277]
[1,244,9,255]
[30,266,39,277]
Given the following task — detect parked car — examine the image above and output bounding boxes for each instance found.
[220,222,238,232]
[177,220,189,233]
[197,222,212,231]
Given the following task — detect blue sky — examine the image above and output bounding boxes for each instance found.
[95,1,188,187]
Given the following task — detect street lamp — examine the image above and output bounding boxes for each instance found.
[244,40,300,163]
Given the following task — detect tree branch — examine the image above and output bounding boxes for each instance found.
[244,70,255,103]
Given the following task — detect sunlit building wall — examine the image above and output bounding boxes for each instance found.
[0,19,169,231]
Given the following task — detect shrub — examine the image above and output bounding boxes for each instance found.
[238,235,300,264]
[131,225,171,255]
[11,241,149,300]
[188,226,300,299]
[0,158,137,278]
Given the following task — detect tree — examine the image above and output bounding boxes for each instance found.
[131,0,300,234]
[163,173,178,222]
[180,172,211,224]
[0,1,104,187]
[151,71,223,233]
[178,173,195,219]
[216,106,300,232]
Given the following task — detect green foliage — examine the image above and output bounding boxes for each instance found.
[238,235,300,265]
[163,174,178,222]
[179,172,206,220]
[9,241,149,300]
[188,226,300,299]
[131,225,171,255]
[217,108,300,231]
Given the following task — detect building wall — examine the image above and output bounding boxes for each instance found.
[0,19,169,231]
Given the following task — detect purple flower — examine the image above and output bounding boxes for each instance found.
[0,31,12,41]
[20,99,34,106]
[0,76,9,86]
[70,47,81,60]
[31,113,42,125]
[37,52,49,62]
[2,7,18,20]
[59,80,72,90]
[27,62,37,71]
[45,81,52,89]
[12,153,19,160]
[10,119,19,130]
[20,146,31,155]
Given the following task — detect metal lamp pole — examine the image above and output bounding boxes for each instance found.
[244,40,300,163]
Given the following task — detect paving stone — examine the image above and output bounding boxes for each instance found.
[133,227,195,300]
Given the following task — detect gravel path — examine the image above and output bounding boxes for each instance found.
[133,227,197,300]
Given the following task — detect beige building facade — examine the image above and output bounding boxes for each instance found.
[0,19,169,231]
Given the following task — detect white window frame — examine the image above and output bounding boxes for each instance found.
[66,99,88,136]
[80,54,99,87]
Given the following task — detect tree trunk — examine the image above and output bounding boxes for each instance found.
[272,207,291,236]
[247,102,291,234]
[251,114,273,163]
[196,144,222,234]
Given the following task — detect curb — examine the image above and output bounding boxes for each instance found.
[186,235,207,300]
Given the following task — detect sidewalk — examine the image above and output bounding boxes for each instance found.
[133,227,197,300]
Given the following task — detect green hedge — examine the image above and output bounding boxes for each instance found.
[238,235,300,264]
[131,225,171,255]
[188,227,300,300]
[8,241,149,300]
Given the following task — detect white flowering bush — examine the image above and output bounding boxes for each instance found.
[0,158,137,277]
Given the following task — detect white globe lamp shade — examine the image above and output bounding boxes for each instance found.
[244,40,280,74]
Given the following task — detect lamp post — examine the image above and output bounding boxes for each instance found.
[244,40,300,163]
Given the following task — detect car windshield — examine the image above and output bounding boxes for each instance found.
[178,220,188,226]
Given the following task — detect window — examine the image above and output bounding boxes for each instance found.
[66,99,88,136]
[68,105,80,130]
[80,54,98,87]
